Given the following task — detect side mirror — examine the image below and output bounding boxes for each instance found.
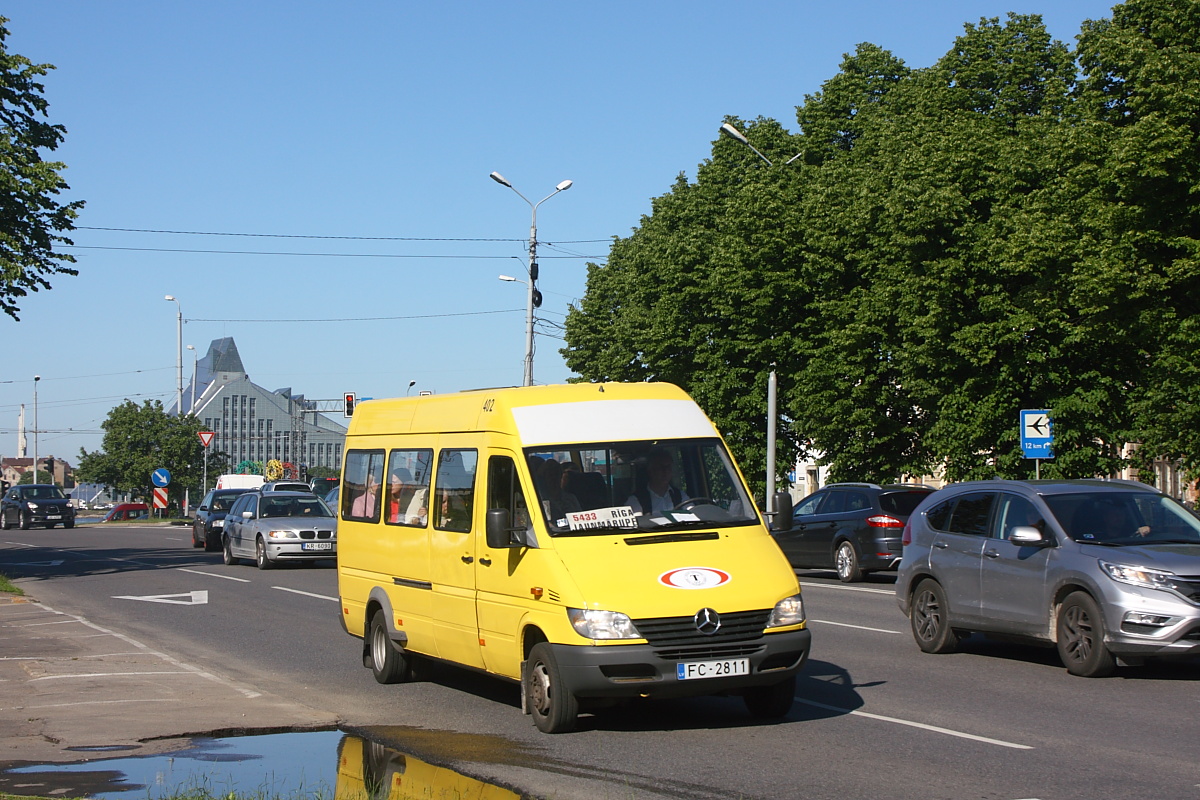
[486,508,531,549]
[1009,525,1051,546]
[769,491,793,533]
[241,510,254,519]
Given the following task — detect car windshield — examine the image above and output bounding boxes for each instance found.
[1044,491,1200,544]
[211,494,241,511]
[21,486,65,500]
[260,495,332,519]
[524,437,758,536]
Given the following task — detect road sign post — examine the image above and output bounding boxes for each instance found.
[1020,409,1054,479]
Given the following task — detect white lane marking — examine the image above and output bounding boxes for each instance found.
[810,619,902,635]
[29,602,261,697]
[795,698,1033,750]
[113,590,209,605]
[16,699,180,710]
[32,671,194,681]
[179,567,250,582]
[799,581,894,596]
[272,586,338,602]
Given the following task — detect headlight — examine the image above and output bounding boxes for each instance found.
[267,530,300,540]
[212,519,224,528]
[767,594,806,628]
[567,608,641,640]
[26,502,38,510]
[1101,561,1179,591]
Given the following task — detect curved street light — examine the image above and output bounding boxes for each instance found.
[489,172,573,387]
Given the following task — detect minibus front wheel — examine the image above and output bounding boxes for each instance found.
[370,610,410,684]
[525,643,579,734]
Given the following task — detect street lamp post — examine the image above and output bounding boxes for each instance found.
[165,295,182,414]
[32,375,39,484]
[719,123,802,516]
[489,172,573,387]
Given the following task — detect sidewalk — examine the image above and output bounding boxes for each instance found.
[0,592,339,765]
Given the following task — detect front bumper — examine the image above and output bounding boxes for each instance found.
[26,506,74,525]
[1101,586,1200,657]
[266,540,337,561]
[545,627,811,700]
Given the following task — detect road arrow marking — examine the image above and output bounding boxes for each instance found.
[113,590,209,606]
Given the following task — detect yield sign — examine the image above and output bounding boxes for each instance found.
[198,431,215,448]
[113,590,209,606]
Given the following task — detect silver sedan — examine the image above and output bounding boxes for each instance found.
[222,491,337,569]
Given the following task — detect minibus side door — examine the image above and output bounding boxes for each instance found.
[428,444,484,669]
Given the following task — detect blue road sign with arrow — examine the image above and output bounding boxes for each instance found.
[1020,410,1053,459]
[152,468,172,487]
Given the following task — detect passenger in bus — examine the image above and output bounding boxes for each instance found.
[537,459,581,521]
[627,447,689,515]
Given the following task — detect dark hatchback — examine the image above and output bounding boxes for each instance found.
[773,482,937,582]
[192,488,255,550]
[1,484,76,530]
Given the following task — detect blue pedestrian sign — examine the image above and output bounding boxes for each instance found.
[151,468,172,487]
[1020,410,1053,459]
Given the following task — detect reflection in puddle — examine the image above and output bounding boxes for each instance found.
[1,730,524,799]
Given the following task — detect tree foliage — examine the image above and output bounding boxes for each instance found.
[76,400,223,504]
[564,1,1200,494]
[0,17,83,320]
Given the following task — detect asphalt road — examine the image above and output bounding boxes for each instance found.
[4,523,1200,799]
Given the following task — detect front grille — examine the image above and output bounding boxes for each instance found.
[654,643,763,661]
[1171,577,1200,603]
[634,609,771,648]
[298,530,334,540]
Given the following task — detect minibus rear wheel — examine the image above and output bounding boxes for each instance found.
[525,643,578,734]
[370,610,410,684]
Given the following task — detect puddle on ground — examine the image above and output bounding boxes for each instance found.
[0,730,526,799]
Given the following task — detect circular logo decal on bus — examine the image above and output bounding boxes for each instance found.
[659,567,731,590]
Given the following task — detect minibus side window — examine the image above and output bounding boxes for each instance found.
[343,449,385,523]
[434,449,477,533]
[385,448,432,527]
[487,455,532,539]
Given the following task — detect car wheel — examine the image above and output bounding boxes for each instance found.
[223,535,239,566]
[910,579,960,654]
[63,521,74,530]
[1057,592,1116,677]
[525,642,579,734]
[835,541,863,583]
[18,511,30,530]
[192,527,204,548]
[744,675,797,719]
[0,511,9,531]
[255,537,273,570]
[369,609,410,684]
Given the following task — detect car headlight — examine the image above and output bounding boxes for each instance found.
[767,594,806,628]
[267,530,300,540]
[26,502,38,510]
[1101,561,1179,592]
[567,608,641,640]
[212,519,224,528]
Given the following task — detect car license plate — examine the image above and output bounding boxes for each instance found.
[302,542,332,551]
[46,515,61,520]
[677,658,750,681]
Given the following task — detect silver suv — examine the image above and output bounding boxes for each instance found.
[896,479,1200,677]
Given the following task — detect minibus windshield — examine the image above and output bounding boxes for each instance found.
[524,438,759,535]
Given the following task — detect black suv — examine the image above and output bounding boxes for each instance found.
[192,488,255,550]
[1,484,76,530]
[773,483,937,582]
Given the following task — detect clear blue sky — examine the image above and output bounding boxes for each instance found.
[1,0,1117,466]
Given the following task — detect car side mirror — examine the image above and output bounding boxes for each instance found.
[769,491,793,533]
[1009,525,1050,546]
[241,510,254,519]
[486,508,532,549]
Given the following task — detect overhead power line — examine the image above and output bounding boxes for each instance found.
[75,225,612,244]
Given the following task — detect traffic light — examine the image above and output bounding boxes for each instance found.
[344,392,356,418]
[43,459,54,481]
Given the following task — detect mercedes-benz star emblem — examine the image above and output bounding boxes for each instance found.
[695,607,721,635]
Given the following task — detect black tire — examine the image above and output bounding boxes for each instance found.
[191,527,204,548]
[255,537,273,570]
[19,511,30,530]
[910,579,960,654]
[525,642,579,733]
[1057,592,1116,677]
[369,610,409,684]
[835,540,863,583]
[744,675,797,719]
[223,535,239,566]
[0,511,9,530]
[63,521,74,530]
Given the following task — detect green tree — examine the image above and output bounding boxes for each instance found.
[17,468,52,485]
[0,17,83,320]
[76,400,212,509]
